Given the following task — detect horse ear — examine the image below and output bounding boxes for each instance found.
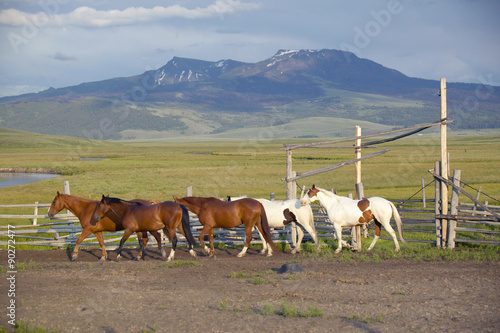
[56,191,60,196]
[312,184,316,189]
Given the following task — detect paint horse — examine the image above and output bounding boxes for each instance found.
[301,185,406,253]
[91,196,197,262]
[174,196,277,257]
[47,191,162,261]
[228,197,319,254]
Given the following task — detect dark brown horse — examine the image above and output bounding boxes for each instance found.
[47,191,162,261]
[173,196,277,257]
[91,196,197,262]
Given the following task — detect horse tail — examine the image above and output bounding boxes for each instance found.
[260,204,278,252]
[180,204,197,246]
[389,201,407,245]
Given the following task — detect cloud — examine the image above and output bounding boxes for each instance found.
[48,52,77,62]
[0,1,261,28]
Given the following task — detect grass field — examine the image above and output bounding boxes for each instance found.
[0,127,499,226]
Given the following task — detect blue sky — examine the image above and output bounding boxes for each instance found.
[0,0,499,97]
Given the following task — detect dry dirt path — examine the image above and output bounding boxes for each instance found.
[1,249,499,332]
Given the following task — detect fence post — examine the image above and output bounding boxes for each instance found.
[434,161,442,248]
[472,186,482,216]
[33,202,38,225]
[285,149,295,200]
[351,126,363,250]
[351,183,364,251]
[440,78,449,248]
[63,181,71,217]
[63,181,70,194]
[447,169,461,249]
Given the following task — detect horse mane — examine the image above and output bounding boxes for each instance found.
[315,187,335,198]
[102,196,142,205]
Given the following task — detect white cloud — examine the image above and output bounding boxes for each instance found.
[0,1,261,28]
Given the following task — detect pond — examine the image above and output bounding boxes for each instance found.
[0,173,61,188]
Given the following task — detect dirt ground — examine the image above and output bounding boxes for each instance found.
[1,247,499,333]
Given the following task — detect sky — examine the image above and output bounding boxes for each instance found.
[0,0,499,98]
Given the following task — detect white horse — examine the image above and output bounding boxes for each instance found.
[228,197,319,254]
[300,185,406,253]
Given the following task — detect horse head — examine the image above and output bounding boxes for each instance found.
[90,195,111,225]
[47,191,64,218]
[301,184,320,206]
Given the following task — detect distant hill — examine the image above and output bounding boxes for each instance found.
[1,49,498,140]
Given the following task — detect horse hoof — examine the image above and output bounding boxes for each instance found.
[133,257,144,261]
[99,256,107,262]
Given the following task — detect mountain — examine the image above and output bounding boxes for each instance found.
[1,49,499,140]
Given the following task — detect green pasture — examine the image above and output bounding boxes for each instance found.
[0,128,499,226]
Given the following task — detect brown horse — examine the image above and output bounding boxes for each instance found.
[91,196,197,262]
[173,196,277,257]
[47,191,161,261]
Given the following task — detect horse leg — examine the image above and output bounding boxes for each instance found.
[254,220,273,257]
[367,221,382,251]
[333,224,343,253]
[381,220,401,252]
[165,227,178,262]
[291,225,305,254]
[71,228,93,261]
[116,230,133,261]
[94,231,108,261]
[238,223,256,258]
[256,227,267,255]
[150,230,162,251]
[134,233,146,261]
[208,229,215,257]
[198,225,211,255]
[300,219,320,251]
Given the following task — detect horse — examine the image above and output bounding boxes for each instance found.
[47,191,162,261]
[91,195,197,262]
[173,196,277,257]
[300,185,406,253]
[228,196,319,254]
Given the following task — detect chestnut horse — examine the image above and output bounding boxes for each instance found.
[301,185,406,253]
[47,191,161,261]
[91,196,197,262]
[173,196,277,257]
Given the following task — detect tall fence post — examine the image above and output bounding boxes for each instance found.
[352,125,363,251]
[447,169,461,249]
[440,78,449,248]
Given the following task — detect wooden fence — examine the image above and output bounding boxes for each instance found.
[1,187,498,251]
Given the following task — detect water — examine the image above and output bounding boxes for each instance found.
[0,173,60,188]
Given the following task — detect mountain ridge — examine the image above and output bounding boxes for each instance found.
[0,49,498,140]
